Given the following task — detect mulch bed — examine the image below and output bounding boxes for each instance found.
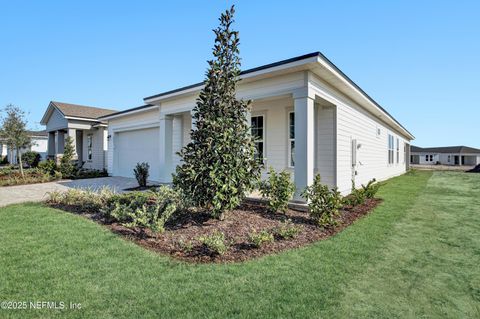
[50,198,382,263]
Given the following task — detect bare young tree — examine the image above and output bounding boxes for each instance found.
[0,104,31,177]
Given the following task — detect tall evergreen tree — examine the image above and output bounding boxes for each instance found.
[173,5,261,219]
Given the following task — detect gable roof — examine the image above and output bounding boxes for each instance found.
[27,130,47,137]
[137,51,414,139]
[411,145,480,154]
[41,101,117,125]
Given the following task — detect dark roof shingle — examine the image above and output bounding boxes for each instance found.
[51,101,117,120]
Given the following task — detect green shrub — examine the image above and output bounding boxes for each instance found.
[133,162,149,187]
[302,174,343,228]
[101,187,182,234]
[60,136,77,178]
[74,169,108,179]
[343,180,366,206]
[0,168,54,186]
[274,219,300,239]
[198,231,228,255]
[22,151,41,168]
[38,160,58,176]
[248,229,274,248]
[176,237,194,253]
[362,178,380,199]
[259,167,295,213]
[46,188,104,212]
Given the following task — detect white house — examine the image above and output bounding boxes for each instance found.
[410,146,480,166]
[100,52,414,198]
[40,101,117,171]
[1,130,48,164]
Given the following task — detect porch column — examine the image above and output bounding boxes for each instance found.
[293,95,316,200]
[55,130,65,155]
[48,132,56,157]
[159,113,173,182]
[67,128,77,159]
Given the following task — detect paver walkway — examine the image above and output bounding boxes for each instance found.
[0,177,139,207]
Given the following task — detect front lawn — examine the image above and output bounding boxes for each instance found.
[1,171,479,318]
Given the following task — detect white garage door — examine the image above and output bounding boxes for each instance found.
[114,127,160,181]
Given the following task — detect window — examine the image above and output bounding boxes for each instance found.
[87,135,93,161]
[251,115,264,162]
[429,155,433,162]
[425,155,429,162]
[448,155,451,162]
[396,138,400,164]
[288,112,295,167]
[388,134,394,164]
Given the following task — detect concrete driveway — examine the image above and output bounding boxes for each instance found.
[0,177,139,207]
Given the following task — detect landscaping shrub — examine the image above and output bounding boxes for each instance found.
[361,178,380,199]
[274,219,300,239]
[22,151,41,168]
[46,188,107,213]
[75,169,108,179]
[344,180,366,206]
[198,231,228,255]
[100,186,182,234]
[121,187,182,234]
[302,174,343,228]
[60,136,78,178]
[248,230,274,248]
[133,162,149,187]
[0,168,55,186]
[259,167,295,213]
[39,159,58,176]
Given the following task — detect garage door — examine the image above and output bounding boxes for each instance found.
[114,127,160,181]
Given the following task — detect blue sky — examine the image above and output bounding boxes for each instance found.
[1,0,479,147]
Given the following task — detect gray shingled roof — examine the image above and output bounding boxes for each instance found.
[27,130,47,137]
[51,101,117,120]
[411,145,480,154]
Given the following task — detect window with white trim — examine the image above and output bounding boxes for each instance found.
[87,135,93,161]
[388,134,394,164]
[396,138,400,164]
[288,111,295,167]
[251,115,264,162]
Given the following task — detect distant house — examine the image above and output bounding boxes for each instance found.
[40,101,117,170]
[0,130,48,164]
[410,146,480,166]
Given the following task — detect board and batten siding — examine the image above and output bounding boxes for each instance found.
[46,108,68,131]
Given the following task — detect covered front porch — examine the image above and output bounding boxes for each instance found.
[155,88,336,201]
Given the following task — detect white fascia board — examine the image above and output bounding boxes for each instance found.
[315,56,414,140]
[100,105,159,121]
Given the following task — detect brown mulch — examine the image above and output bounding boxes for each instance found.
[50,198,382,263]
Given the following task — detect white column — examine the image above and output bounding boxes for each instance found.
[293,95,316,200]
[159,113,173,183]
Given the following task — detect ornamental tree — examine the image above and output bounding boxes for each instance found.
[173,5,261,219]
[0,104,31,177]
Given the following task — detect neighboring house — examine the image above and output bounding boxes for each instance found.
[0,130,48,164]
[410,146,480,166]
[0,142,8,162]
[40,101,117,171]
[100,52,414,198]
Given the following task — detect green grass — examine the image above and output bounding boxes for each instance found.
[0,171,479,318]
